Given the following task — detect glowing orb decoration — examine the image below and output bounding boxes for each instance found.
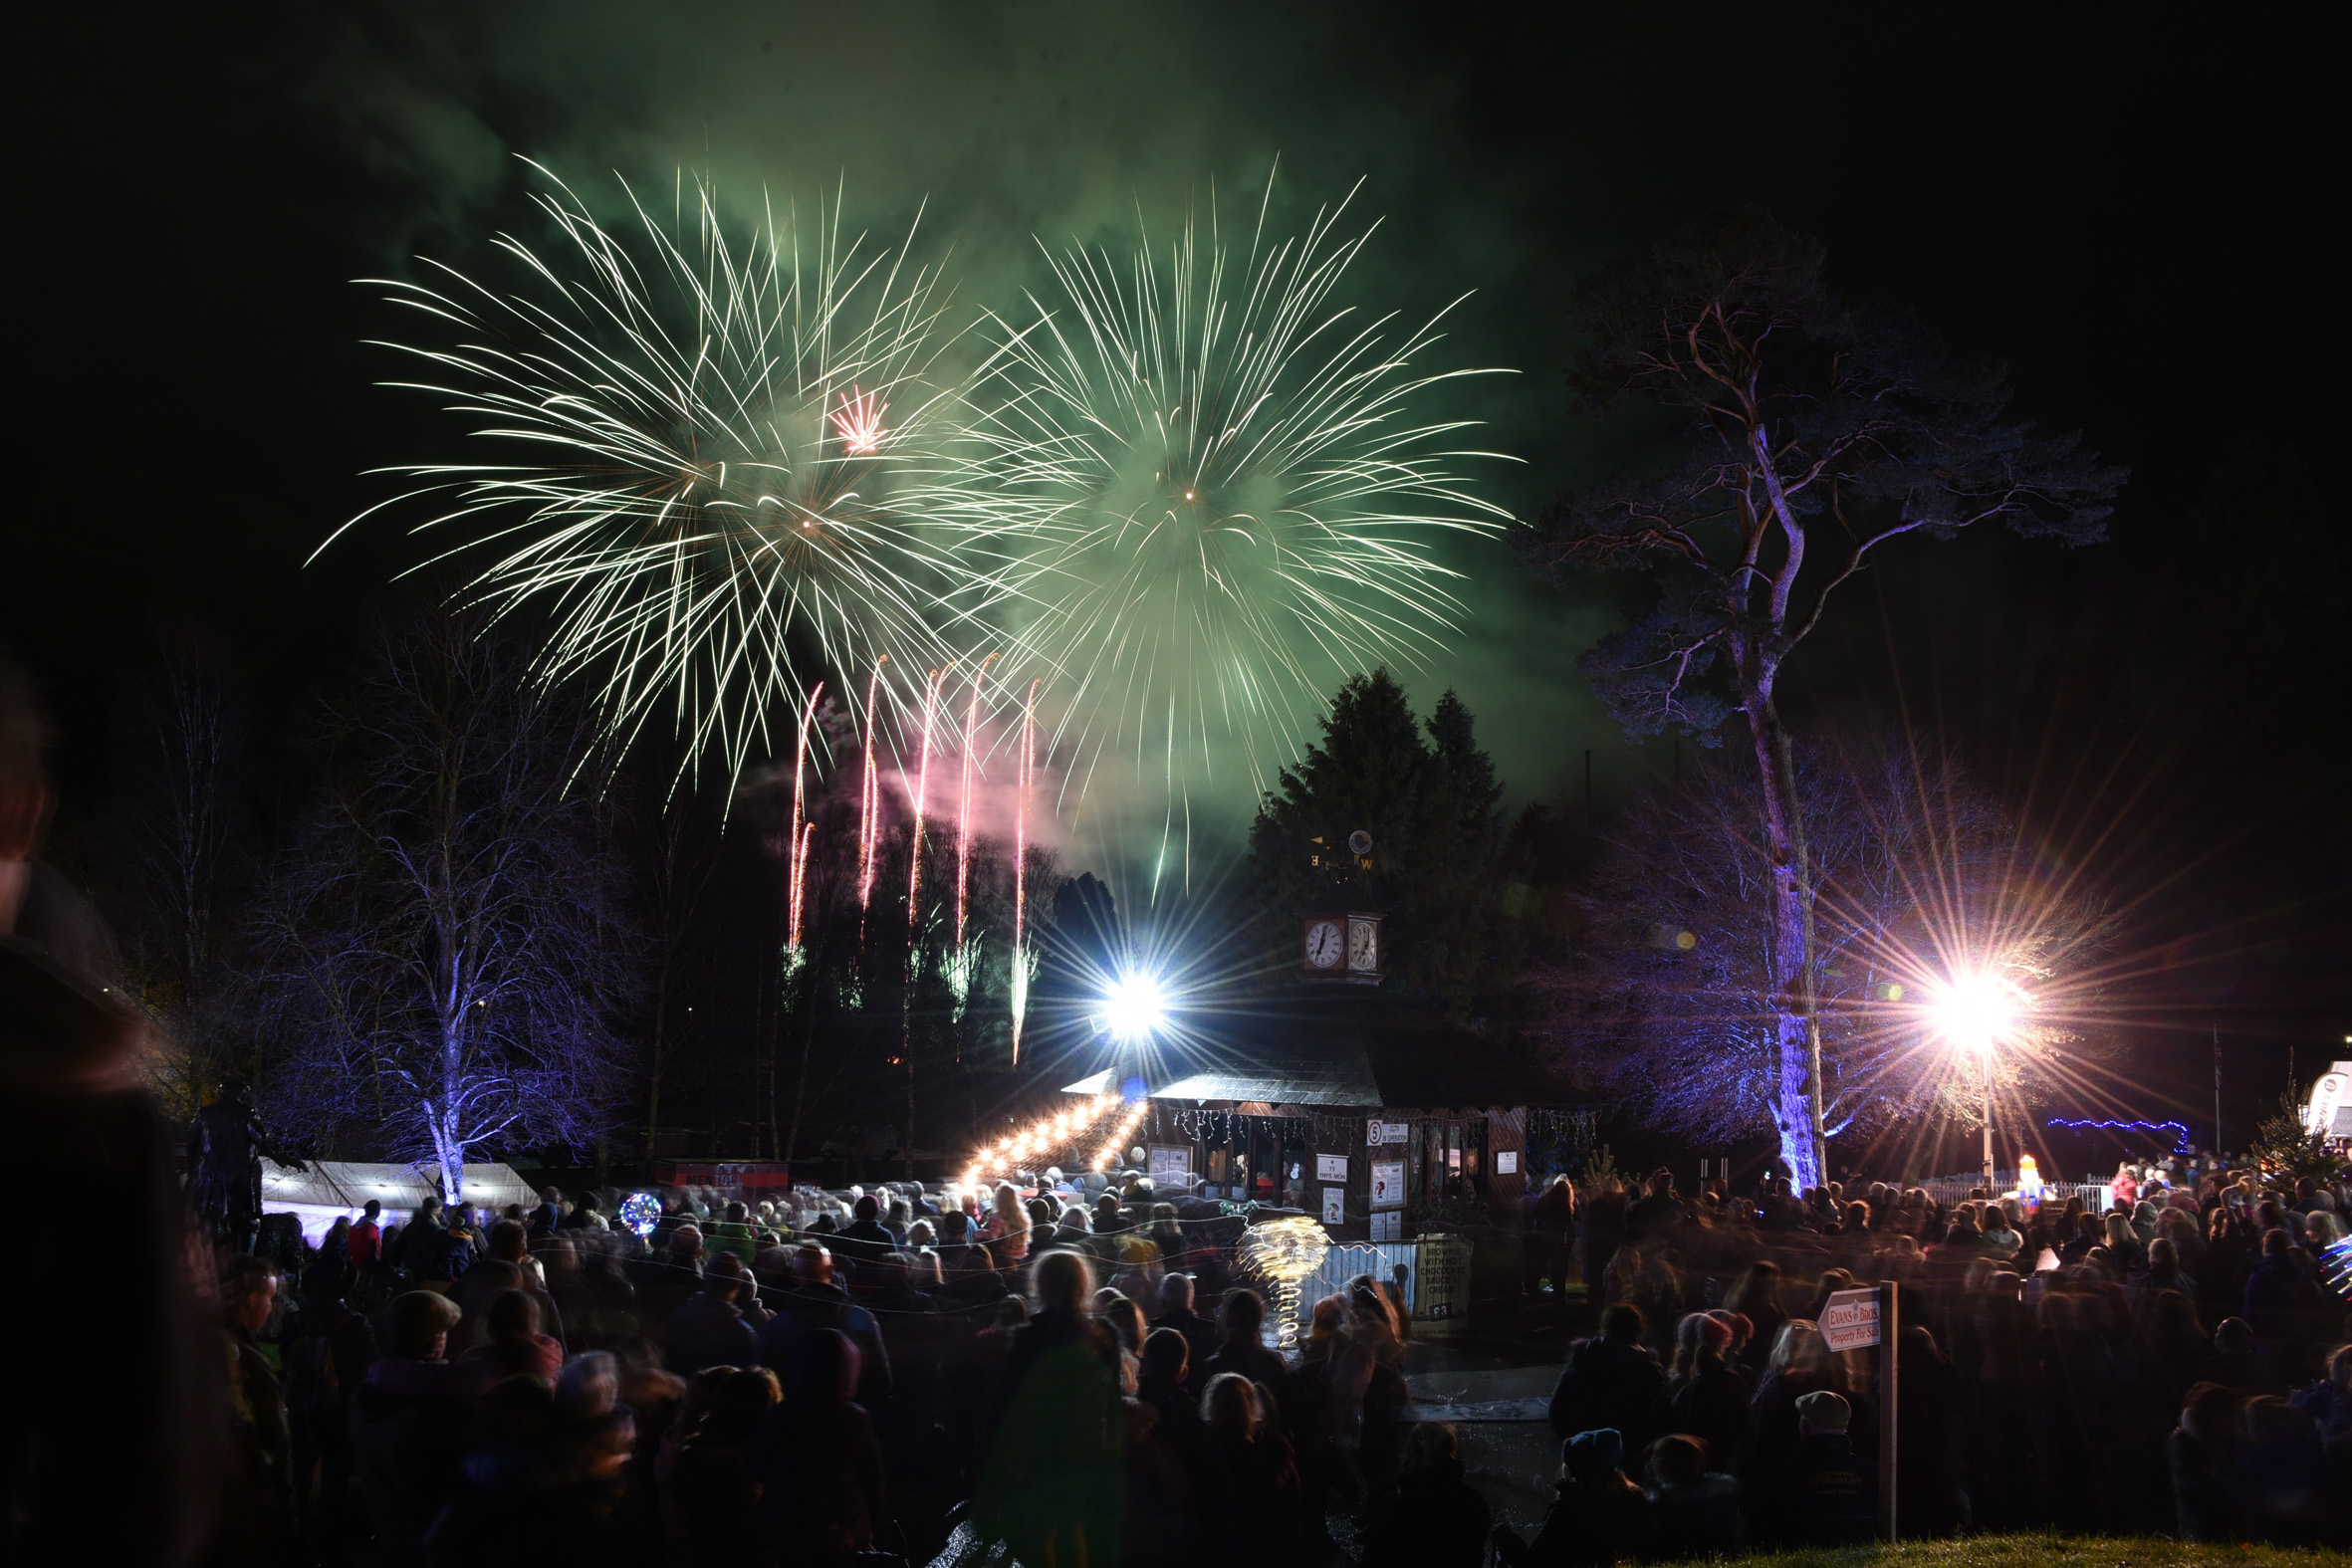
[1239,1215,1330,1348]
[619,1191,662,1238]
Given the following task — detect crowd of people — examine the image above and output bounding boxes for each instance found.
[214,1175,1438,1568]
[192,1153,2352,1568]
[1525,1162,2352,1555]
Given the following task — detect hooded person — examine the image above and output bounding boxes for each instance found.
[1497,1428,1653,1568]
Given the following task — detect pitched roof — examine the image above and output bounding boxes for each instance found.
[1064,987,1572,1109]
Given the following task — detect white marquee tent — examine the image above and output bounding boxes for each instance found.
[260,1159,541,1244]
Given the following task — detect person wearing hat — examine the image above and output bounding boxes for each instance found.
[1792,1389,1877,1545]
[352,1290,498,1566]
[1494,1427,1654,1568]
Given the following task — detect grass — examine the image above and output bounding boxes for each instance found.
[1716,1537,2338,1568]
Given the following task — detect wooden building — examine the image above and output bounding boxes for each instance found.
[1064,911,1571,1242]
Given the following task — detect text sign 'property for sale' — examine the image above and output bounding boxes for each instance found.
[1820,1287,1881,1351]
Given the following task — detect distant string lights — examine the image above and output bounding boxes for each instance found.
[963,1094,1120,1193]
[1092,1099,1153,1173]
[2046,1116,2194,1149]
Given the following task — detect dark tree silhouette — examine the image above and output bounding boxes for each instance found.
[249,615,641,1200]
[107,655,244,1119]
[1522,208,2124,1185]
[1246,670,1518,1017]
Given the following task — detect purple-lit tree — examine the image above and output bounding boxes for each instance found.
[1522,209,2122,1185]
[1541,734,2107,1171]
[250,616,640,1201]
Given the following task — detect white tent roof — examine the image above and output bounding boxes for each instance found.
[260,1159,540,1217]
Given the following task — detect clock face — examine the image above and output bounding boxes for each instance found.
[1304,919,1343,969]
[1347,917,1379,972]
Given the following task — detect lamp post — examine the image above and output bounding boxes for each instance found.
[1933,972,2019,1194]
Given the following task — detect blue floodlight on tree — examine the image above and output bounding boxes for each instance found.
[2046,1117,2193,1150]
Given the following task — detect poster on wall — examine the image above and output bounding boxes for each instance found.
[1149,1146,1192,1186]
[1496,1150,1519,1175]
[1321,1186,1345,1226]
[1367,1121,1407,1147]
[1369,1210,1401,1241]
[1315,1153,1348,1182]
[1371,1160,1404,1209]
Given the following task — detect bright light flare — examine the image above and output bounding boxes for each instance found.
[1098,972,1169,1042]
[1931,971,2025,1052]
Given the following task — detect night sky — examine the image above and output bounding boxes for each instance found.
[13,6,2344,1134]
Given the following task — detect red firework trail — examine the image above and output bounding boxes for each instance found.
[906,669,945,939]
[856,659,885,942]
[786,682,823,952]
[954,658,994,946]
[1016,680,1038,950]
[792,822,815,948]
[1011,678,1039,1064]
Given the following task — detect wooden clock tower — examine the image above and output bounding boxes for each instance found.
[1299,911,1381,984]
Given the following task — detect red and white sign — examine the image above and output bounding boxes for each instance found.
[1820,1287,1882,1351]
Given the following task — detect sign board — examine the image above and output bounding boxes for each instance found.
[1371,1161,1404,1210]
[1367,1121,1407,1147]
[2304,1065,2352,1137]
[1315,1153,1348,1182]
[1321,1186,1346,1226]
[1416,1232,1471,1337]
[1369,1210,1401,1242]
[1148,1146,1192,1186]
[1820,1287,1882,1351]
[1495,1150,1519,1175]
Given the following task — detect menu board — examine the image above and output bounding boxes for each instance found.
[1371,1161,1404,1210]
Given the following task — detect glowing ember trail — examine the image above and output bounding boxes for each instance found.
[1010,679,1040,1064]
[786,682,824,953]
[792,822,815,950]
[829,384,888,455]
[906,669,945,938]
[856,659,886,941]
[955,656,993,945]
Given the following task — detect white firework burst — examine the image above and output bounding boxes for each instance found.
[952,176,1516,797]
[324,162,987,784]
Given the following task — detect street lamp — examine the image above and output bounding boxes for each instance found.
[1932,971,2020,1193]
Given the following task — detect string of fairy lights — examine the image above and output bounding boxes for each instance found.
[960,1094,1120,1193]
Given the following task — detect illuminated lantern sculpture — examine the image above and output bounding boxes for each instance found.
[1238,1215,1328,1348]
[2015,1154,2043,1213]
